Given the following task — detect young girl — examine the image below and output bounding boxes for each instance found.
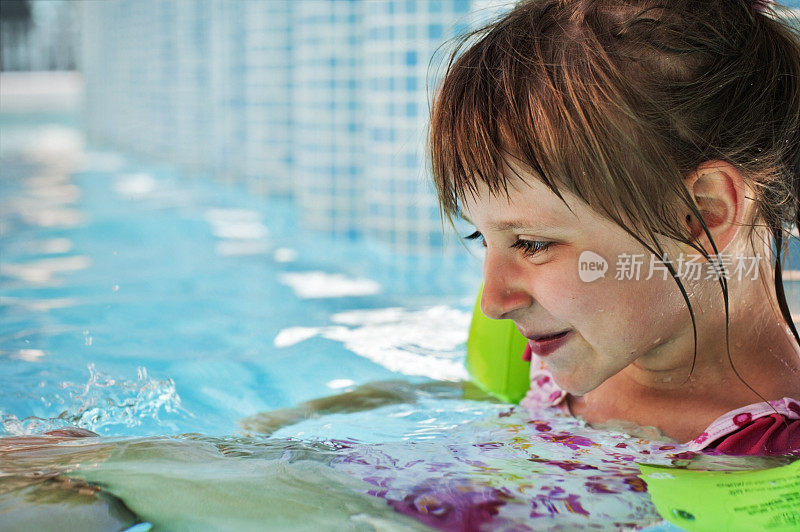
[429,0,800,454]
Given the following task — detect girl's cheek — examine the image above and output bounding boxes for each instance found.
[616,276,687,340]
[536,272,594,318]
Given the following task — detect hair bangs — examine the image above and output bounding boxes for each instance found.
[429,1,693,249]
[429,30,511,221]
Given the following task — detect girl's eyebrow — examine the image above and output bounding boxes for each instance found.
[461,214,561,233]
[458,212,564,232]
[489,220,558,232]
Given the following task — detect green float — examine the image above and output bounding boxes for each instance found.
[466,285,531,403]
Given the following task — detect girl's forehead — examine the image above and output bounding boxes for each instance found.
[461,175,584,227]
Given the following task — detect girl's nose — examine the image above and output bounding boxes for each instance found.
[480,250,533,320]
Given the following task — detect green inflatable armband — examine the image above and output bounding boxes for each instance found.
[639,460,800,532]
[466,284,531,403]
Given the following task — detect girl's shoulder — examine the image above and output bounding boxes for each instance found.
[685,397,800,455]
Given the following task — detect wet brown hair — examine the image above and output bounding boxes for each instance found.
[429,0,800,390]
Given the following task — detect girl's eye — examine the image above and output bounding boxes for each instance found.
[465,231,552,258]
[511,239,552,257]
[465,230,486,247]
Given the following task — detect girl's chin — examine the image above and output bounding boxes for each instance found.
[549,371,604,397]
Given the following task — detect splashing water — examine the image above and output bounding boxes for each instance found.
[1,364,191,436]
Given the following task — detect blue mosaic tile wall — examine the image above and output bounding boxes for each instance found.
[78,0,510,254]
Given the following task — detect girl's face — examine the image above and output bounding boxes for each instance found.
[461,173,695,395]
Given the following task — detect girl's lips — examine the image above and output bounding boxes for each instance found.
[527,330,572,357]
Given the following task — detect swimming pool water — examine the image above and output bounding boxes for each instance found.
[1,115,796,531]
[0,115,486,438]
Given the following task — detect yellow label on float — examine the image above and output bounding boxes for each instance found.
[639,460,800,532]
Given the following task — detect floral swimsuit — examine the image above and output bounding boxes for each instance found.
[520,346,800,455]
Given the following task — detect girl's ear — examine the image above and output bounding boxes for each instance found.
[682,160,746,256]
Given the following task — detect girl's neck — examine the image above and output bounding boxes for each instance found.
[569,272,800,442]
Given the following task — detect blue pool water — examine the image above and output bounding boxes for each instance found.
[1,115,796,531]
[1,115,486,438]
